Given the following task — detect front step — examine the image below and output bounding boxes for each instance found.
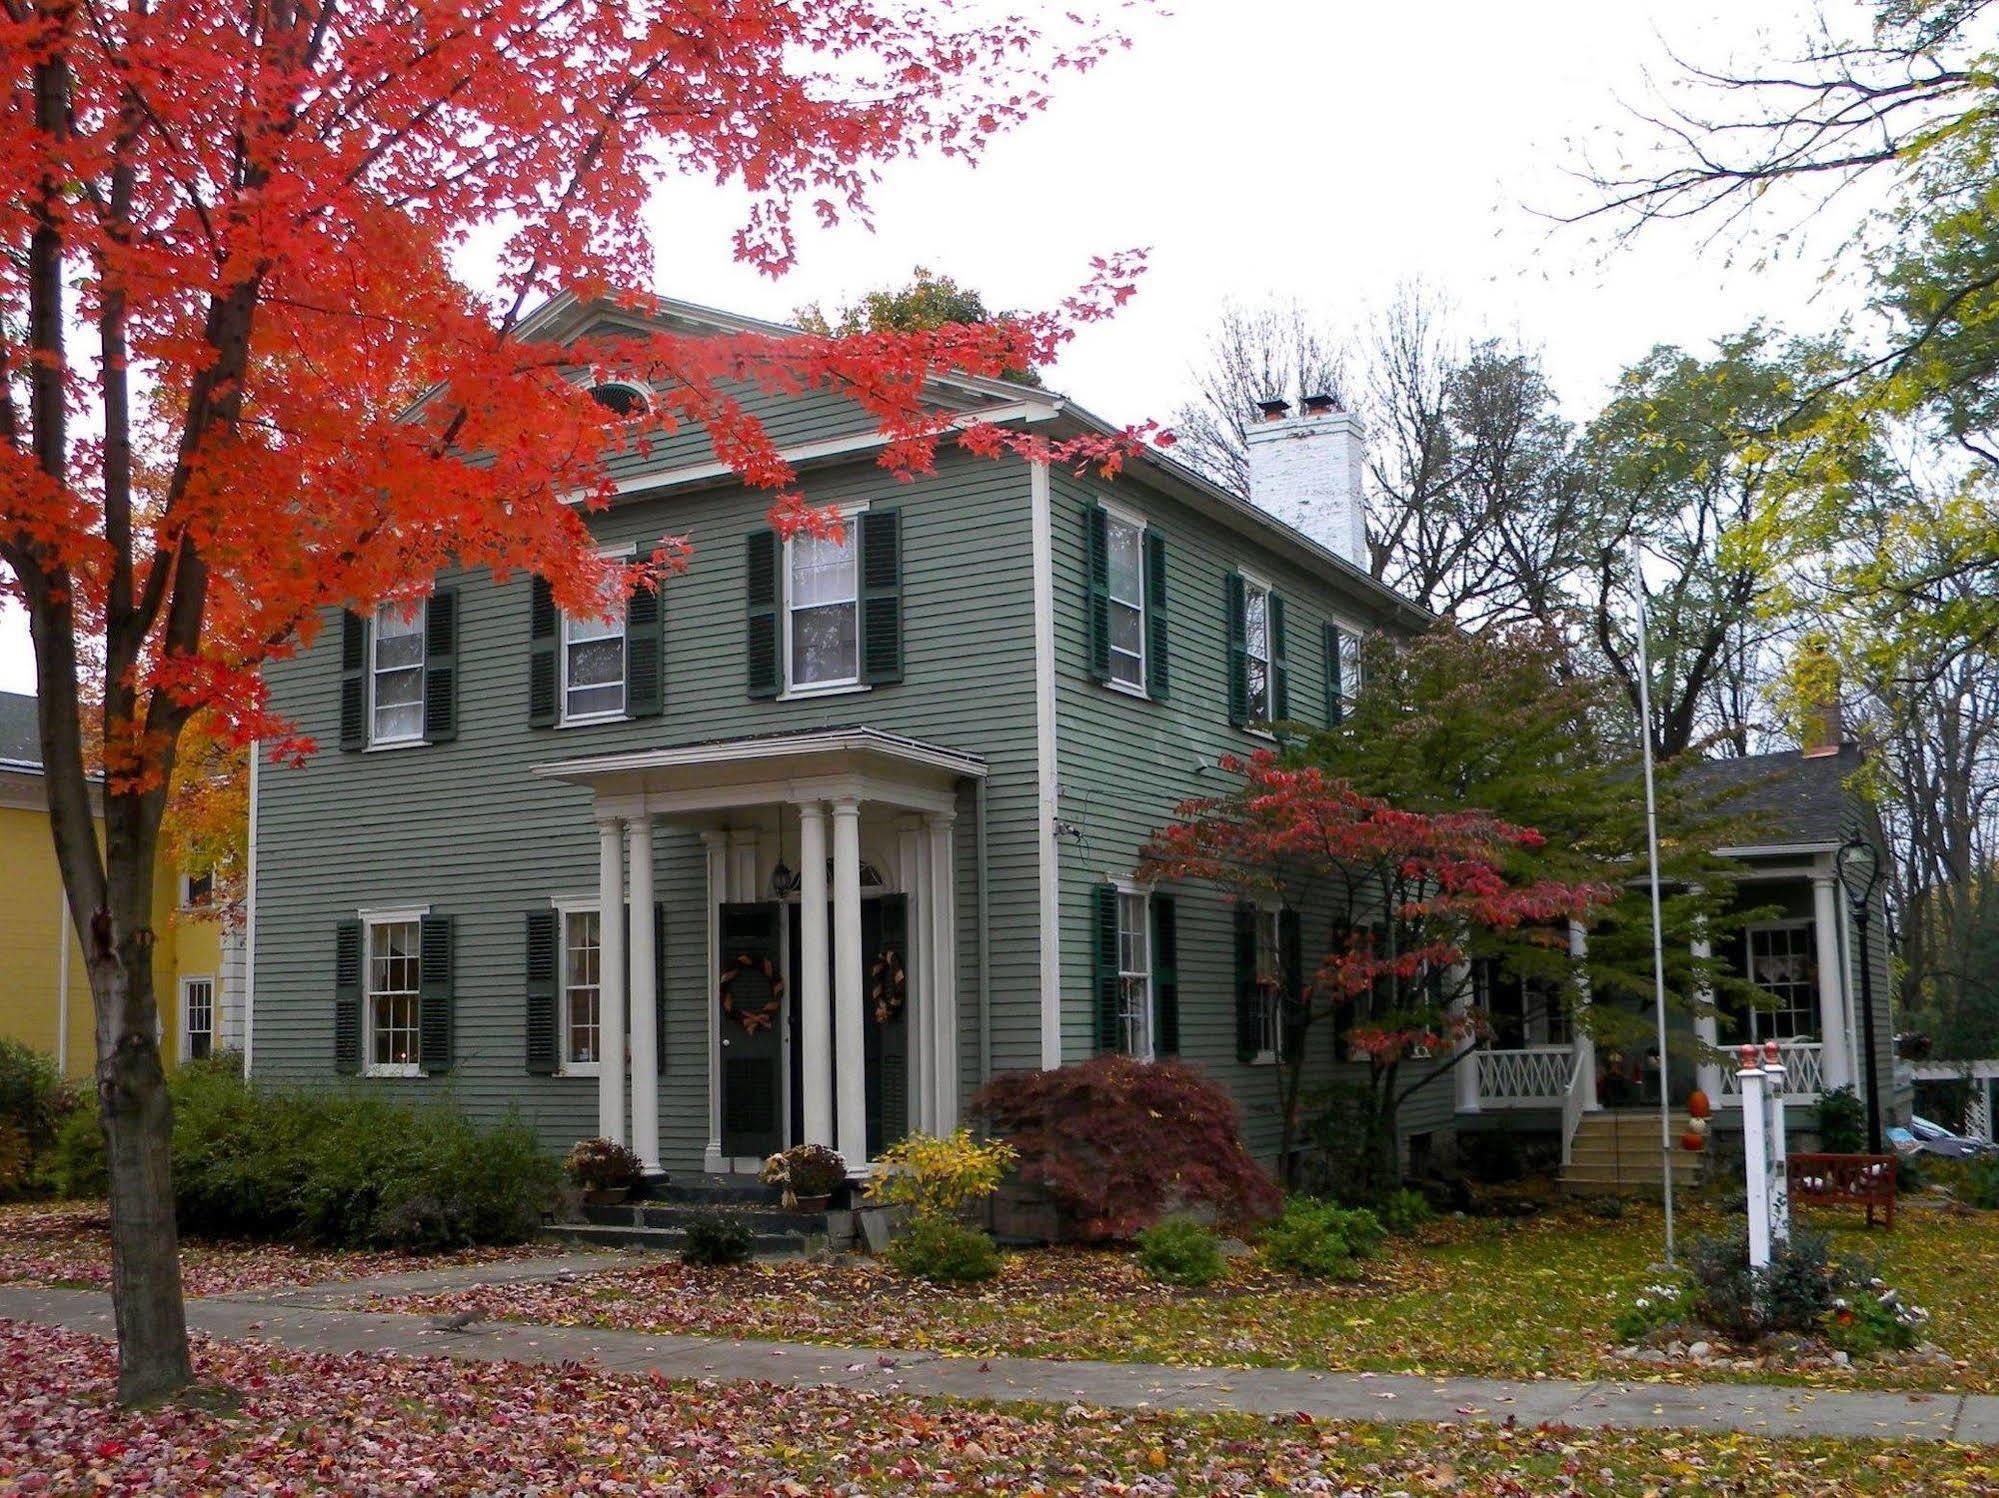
[1560,1111,1707,1194]
[543,1220,828,1256]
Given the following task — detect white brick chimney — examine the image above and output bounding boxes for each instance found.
[1243,394,1368,569]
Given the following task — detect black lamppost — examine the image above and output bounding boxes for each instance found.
[1835,835,1884,1154]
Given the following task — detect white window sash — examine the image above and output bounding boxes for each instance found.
[362,913,424,1077]
[1115,889,1154,1062]
[369,602,427,747]
[180,976,215,1062]
[1242,576,1273,721]
[783,504,866,693]
[1104,511,1147,692]
[558,902,604,1076]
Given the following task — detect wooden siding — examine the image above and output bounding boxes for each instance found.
[252,447,1039,1166]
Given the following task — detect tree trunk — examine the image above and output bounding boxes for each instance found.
[92,925,192,1405]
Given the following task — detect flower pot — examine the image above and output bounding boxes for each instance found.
[583,1185,631,1206]
[792,1193,831,1212]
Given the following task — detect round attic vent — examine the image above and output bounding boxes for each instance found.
[588,380,651,417]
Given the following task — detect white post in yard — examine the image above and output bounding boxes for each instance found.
[1739,1043,1771,1270]
[1763,1038,1791,1243]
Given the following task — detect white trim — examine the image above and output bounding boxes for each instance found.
[1237,567,1276,724]
[781,500,868,694]
[244,747,259,1075]
[1100,504,1148,694]
[551,896,606,1078]
[556,710,627,730]
[362,738,427,753]
[1031,460,1063,1070]
[55,882,70,1075]
[179,973,217,1064]
[367,599,428,749]
[357,904,431,924]
[1713,842,1843,859]
[358,909,428,1078]
[534,727,987,784]
[778,681,871,703]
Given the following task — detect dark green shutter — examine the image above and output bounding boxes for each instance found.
[528,577,559,727]
[1093,884,1121,1053]
[1085,505,1112,683]
[525,909,559,1075]
[1322,622,1344,726]
[1144,529,1169,699]
[333,918,363,1074]
[626,550,665,718]
[860,508,904,685]
[746,529,780,699]
[654,901,669,1073]
[1270,593,1290,721]
[1225,572,1249,727]
[1233,902,1260,1062]
[1153,895,1180,1057]
[419,913,454,1074]
[339,612,367,750]
[423,589,458,743]
[1279,906,1306,1059]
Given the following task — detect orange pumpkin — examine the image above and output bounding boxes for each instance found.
[1680,1130,1706,1152]
[1687,1089,1712,1120]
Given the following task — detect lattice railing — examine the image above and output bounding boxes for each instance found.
[1475,1046,1577,1107]
[1717,1040,1824,1101]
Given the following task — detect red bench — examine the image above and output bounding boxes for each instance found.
[1788,1153,1897,1228]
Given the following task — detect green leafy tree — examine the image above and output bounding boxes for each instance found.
[796,268,1044,386]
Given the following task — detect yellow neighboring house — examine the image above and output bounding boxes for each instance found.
[0,690,240,1078]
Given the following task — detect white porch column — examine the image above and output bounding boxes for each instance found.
[1812,873,1854,1092]
[1452,961,1480,1114]
[927,810,959,1134]
[627,817,660,1173]
[831,796,868,1164]
[1569,920,1600,1112]
[898,816,932,1135]
[1692,924,1722,1104]
[798,802,834,1148]
[596,816,628,1147]
[701,829,730,1171]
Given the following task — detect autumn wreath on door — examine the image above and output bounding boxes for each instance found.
[719,953,784,1033]
[870,946,906,1024]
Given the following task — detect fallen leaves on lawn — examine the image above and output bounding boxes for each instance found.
[0,1318,1988,1495]
[0,1202,547,1298]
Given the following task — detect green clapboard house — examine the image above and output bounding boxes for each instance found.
[246,294,1433,1179]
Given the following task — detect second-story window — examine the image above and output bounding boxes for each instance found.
[1105,514,1146,690]
[563,578,627,722]
[787,523,860,689]
[371,602,426,744]
[1243,578,1273,721]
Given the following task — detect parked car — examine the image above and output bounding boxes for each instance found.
[1896,1115,1995,1158]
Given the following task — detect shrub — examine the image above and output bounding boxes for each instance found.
[564,1136,643,1192]
[1296,1082,1398,1204]
[0,1039,75,1194]
[1259,1199,1385,1280]
[1375,1187,1435,1237]
[1687,1227,1842,1340]
[1135,1218,1226,1287]
[1815,1086,1866,1155]
[1956,1154,1999,1210]
[761,1142,846,1204]
[1894,1151,1926,1194]
[1611,1278,1697,1344]
[973,1056,1281,1240]
[678,1210,755,1267]
[867,1128,1014,1219]
[1826,1289,1923,1357]
[884,1215,1001,1282]
[49,1101,107,1198]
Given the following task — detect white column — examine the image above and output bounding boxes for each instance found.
[927,810,959,1134]
[898,816,931,1135]
[1692,923,1722,1104]
[701,829,730,1171]
[798,802,834,1149]
[1569,920,1599,1112]
[596,816,628,1147]
[1739,1045,1771,1269]
[1763,1038,1791,1242]
[1812,873,1854,1092]
[627,818,660,1173]
[1452,961,1480,1114]
[831,796,868,1164]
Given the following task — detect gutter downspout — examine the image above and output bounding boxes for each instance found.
[244,746,259,1076]
[55,884,70,1075]
[975,775,991,1089]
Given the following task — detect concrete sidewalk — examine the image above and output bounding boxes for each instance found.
[2,1274,1993,1445]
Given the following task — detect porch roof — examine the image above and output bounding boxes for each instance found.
[530,725,985,815]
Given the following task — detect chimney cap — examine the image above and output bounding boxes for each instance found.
[1301,392,1338,414]
[1255,397,1291,421]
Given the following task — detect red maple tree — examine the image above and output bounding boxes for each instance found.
[1141,751,1614,1193]
[2,0,1154,1401]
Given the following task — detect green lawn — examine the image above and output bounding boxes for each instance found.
[376,1198,1999,1391]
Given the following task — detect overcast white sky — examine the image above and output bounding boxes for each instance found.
[0,0,1863,695]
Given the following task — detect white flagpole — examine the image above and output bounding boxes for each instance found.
[1632,535,1676,1265]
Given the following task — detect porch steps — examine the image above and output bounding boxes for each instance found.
[547,1176,850,1256]
[1560,1111,1706,1195]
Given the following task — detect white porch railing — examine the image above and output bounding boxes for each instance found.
[1474,1045,1577,1108]
[1559,1047,1590,1166]
[1718,1040,1824,1101]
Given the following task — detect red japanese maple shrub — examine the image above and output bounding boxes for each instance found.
[972,1055,1282,1242]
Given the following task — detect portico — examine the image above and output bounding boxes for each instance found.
[535,729,981,1176]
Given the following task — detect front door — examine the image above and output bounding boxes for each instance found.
[718,901,785,1159]
[783,893,911,1158]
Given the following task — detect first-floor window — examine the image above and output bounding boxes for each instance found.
[563,908,602,1070]
[181,977,214,1062]
[1117,890,1154,1060]
[1726,921,1817,1043]
[1254,906,1284,1061]
[366,917,422,1073]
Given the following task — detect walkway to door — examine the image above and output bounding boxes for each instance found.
[534,727,982,1175]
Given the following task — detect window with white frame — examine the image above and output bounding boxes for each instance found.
[786,518,860,690]
[365,916,423,1074]
[1105,512,1146,690]
[562,575,626,721]
[1116,889,1154,1060]
[181,976,214,1063]
[1338,626,1364,708]
[1253,906,1284,1062]
[1726,921,1817,1043]
[562,907,603,1071]
[1244,577,1274,722]
[180,869,215,909]
[371,601,426,744]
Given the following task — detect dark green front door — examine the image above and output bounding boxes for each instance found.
[864,894,910,1159]
[719,901,784,1158]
